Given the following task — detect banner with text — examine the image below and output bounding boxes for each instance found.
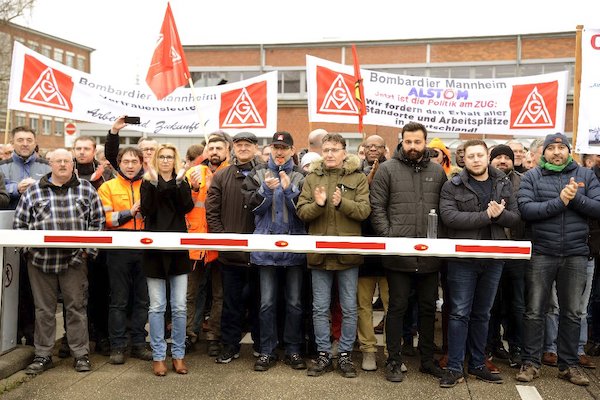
[8,42,278,136]
[307,55,568,136]
[576,28,600,154]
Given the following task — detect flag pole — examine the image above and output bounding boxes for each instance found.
[4,108,11,144]
[572,24,583,162]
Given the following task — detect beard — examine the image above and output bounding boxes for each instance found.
[406,148,424,161]
[466,165,488,177]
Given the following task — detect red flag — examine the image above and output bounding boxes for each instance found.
[146,2,190,100]
[352,44,366,135]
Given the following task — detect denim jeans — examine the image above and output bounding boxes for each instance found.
[591,258,600,343]
[106,250,148,349]
[311,267,358,354]
[259,265,304,355]
[522,255,587,370]
[221,265,260,352]
[446,259,503,373]
[544,258,594,355]
[147,274,188,360]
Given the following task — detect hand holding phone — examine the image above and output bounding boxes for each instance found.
[124,116,141,124]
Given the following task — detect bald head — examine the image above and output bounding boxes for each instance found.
[363,135,386,164]
[308,129,328,152]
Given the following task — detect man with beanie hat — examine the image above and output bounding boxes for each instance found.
[517,132,600,386]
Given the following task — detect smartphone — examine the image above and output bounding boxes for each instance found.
[124,116,141,124]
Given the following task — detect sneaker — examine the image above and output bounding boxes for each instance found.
[490,344,510,360]
[542,351,558,367]
[439,369,464,388]
[131,345,153,361]
[58,336,70,359]
[307,352,333,377]
[400,362,408,372]
[402,340,416,357]
[515,362,540,382]
[207,340,221,357]
[284,353,307,370]
[508,347,522,368]
[252,350,261,358]
[578,354,596,369]
[558,366,590,386]
[420,362,444,379]
[25,356,54,375]
[468,365,504,383]
[385,361,404,382]
[74,354,92,372]
[361,352,377,371]
[254,354,277,371]
[485,357,500,374]
[109,349,125,365]
[215,346,240,364]
[373,318,384,335]
[337,352,357,378]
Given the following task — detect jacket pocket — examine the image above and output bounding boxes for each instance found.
[338,254,363,266]
[33,200,51,222]
[307,253,325,265]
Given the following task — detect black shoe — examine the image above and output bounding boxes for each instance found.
[254,354,277,371]
[94,338,110,356]
[215,346,240,364]
[25,356,54,375]
[109,349,125,365]
[307,351,333,377]
[131,344,153,361]
[491,344,510,360]
[185,337,195,353]
[439,369,465,388]
[402,341,416,357]
[372,297,384,311]
[284,353,307,370]
[207,340,221,357]
[58,336,70,359]
[468,365,504,383]
[508,347,522,368]
[337,352,357,378]
[385,361,404,382]
[74,354,91,372]
[420,363,444,379]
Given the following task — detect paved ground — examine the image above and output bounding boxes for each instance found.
[1,312,599,399]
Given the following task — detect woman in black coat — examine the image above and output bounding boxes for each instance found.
[140,143,194,376]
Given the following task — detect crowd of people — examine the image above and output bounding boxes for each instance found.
[0,120,599,389]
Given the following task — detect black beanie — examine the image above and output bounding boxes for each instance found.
[543,132,571,153]
[489,144,514,164]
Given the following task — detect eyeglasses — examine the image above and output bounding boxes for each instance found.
[322,148,344,155]
[141,147,156,153]
[158,155,175,161]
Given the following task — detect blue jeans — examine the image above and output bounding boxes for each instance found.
[147,274,188,360]
[544,258,594,355]
[446,259,503,373]
[259,265,304,355]
[106,250,148,349]
[311,267,358,354]
[522,255,587,370]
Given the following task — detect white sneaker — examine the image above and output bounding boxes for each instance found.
[361,352,377,371]
[401,362,408,372]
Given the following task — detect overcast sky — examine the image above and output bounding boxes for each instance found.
[12,0,600,85]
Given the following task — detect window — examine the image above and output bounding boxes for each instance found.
[27,41,39,52]
[53,48,63,63]
[54,119,64,136]
[41,45,52,58]
[76,55,86,71]
[429,67,450,78]
[494,65,516,78]
[473,66,494,79]
[42,118,52,135]
[29,115,39,132]
[15,112,26,127]
[65,52,75,67]
[278,70,301,94]
[450,66,471,79]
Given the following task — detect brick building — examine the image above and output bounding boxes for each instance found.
[0,21,93,151]
[184,31,575,152]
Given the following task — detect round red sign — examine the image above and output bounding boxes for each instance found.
[65,123,77,135]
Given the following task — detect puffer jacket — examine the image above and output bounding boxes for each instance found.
[518,161,600,256]
[242,156,306,267]
[297,154,371,270]
[370,145,447,273]
[440,166,520,240]
[0,152,51,209]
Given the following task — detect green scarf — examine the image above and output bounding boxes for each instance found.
[539,155,573,172]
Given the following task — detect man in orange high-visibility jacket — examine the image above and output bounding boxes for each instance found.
[185,133,231,355]
[98,146,153,365]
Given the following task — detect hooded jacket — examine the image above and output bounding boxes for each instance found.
[242,156,307,267]
[297,154,371,270]
[370,145,447,273]
[518,160,600,256]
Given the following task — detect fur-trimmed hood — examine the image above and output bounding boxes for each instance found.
[307,153,362,176]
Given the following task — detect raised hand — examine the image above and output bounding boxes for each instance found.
[314,185,327,206]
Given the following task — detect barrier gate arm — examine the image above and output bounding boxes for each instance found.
[0,230,532,260]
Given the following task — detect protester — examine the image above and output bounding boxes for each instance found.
[297,133,371,378]
[0,172,8,208]
[140,144,194,376]
[14,148,104,375]
[428,137,452,175]
[506,140,527,173]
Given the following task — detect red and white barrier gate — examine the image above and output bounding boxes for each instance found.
[0,230,532,260]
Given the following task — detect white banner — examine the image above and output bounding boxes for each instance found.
[8,42,278,136]
[307,55,569,136]
[576,28,600,154]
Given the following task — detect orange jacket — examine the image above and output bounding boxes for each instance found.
[185,160,229,261]
[98,173,144,231]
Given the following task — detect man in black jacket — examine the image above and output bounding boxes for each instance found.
[438,139,520,388]
[370,122,447,382]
